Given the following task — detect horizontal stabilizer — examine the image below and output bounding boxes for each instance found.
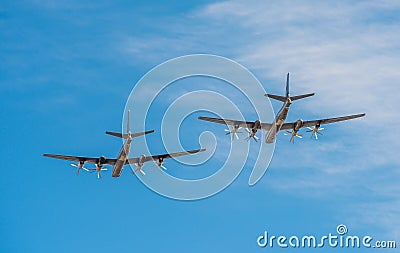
[290,93,315,101]
[265,94,287,102]
[106,131,126,138]
[131,130,154,138]
[106,130,154,139]
[265,93,315,102]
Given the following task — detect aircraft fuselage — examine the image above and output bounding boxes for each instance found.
[111,137,132,177]
[265,98,292,143]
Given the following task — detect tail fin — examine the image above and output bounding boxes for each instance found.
[265,72,315,102]
[127,109,130,134]
[286,72,290,97]
[106,130,154,139]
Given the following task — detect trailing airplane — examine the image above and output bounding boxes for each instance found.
[198,73,365,143]
[44,110,205,178]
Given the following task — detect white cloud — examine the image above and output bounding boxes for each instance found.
[118,0,400,236]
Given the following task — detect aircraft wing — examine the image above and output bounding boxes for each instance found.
[126,149,206,164]
[198,116,272,130]
[280,113,366,130]
[43,154,118,165]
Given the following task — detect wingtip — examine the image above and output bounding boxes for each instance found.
[43,153,57,157]
[187,148,206,154]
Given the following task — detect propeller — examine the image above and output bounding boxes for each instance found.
[284,130,303,143]
[245,128,259,142]
[132,164,146,176]
[156,159,168,171]
[71,162,89,175]
[137,166,146,176]
[306,126,324,140]
[95,165,108,179]
[224,126,242,140]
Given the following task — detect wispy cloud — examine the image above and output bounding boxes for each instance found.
[117,0,399,236]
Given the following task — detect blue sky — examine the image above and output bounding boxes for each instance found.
[1,0,399,252]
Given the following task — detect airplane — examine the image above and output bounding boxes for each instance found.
[43,149,205,178]
[44,110,205,178]
[198,73,365,143]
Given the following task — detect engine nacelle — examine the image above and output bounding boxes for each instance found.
[157,157,164,167]
[253,120,261,130]
[314,122,321,130]
[294,119,303,132]
[251,120,261,135]
[78,160,85,168]
[138,154,146,167]
[99,156,107,164]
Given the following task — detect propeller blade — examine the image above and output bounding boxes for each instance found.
[71,163,86,175]
[130,166,136,174]
[71,164,80,175]
[308,127,324,139]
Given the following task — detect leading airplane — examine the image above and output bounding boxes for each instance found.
[198,73,365,143]
[44,110,205,178]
